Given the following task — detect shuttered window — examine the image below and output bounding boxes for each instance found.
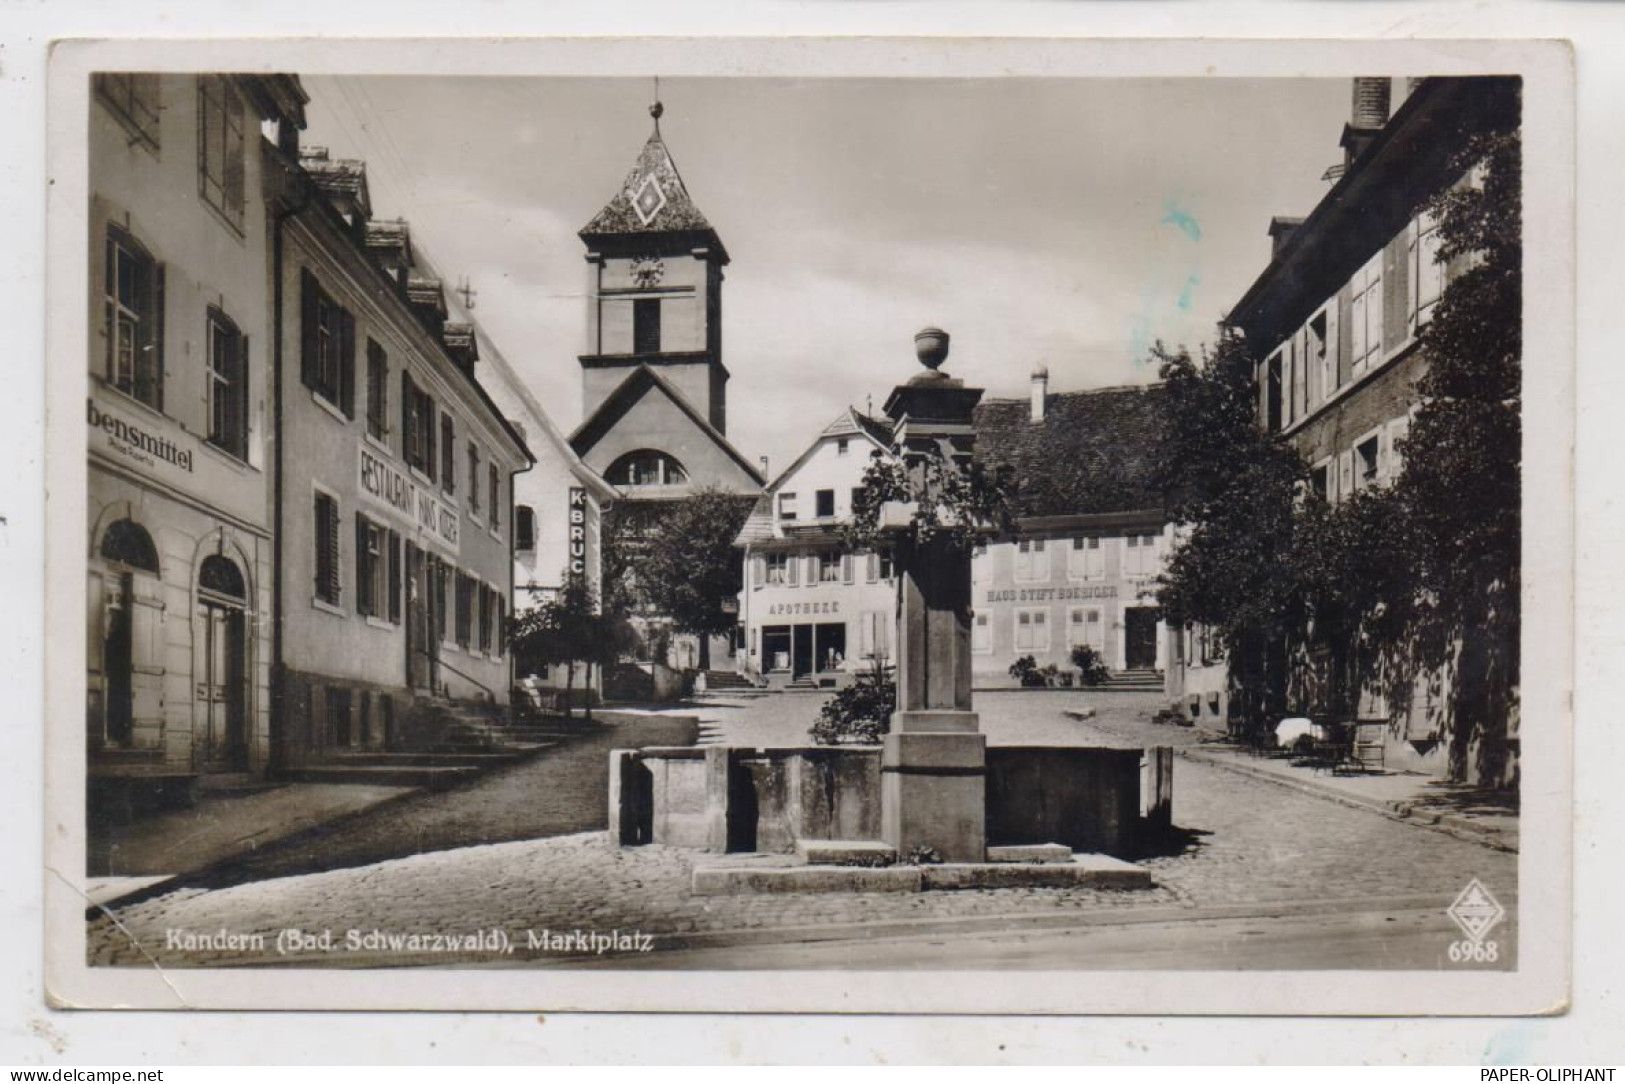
[206,308,249,459]
[365,339,388,441]
[516,506,536,552]
[300,269,354,416]
[489,464,501,531]
[314,492,341,605]
[197,76,245,231]
[105,227,165,411]
[440,415,456,493]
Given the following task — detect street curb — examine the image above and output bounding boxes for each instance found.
[1178,748,1518,853]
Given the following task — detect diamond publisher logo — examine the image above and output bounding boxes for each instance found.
[1448,878,1505,944]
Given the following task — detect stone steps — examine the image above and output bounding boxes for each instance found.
[693,853,1152,895]
[277,763,481,788]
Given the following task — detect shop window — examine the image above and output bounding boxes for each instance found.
[198,76,246,231]
[516,506,536,552]
[778,492,798,522]
[96,73,161,150]
[313,491,341,606]
[301,269,354,417]
[816,489,836,519]
[365,339,388,441]
[633,298,661,354]
[104,227,165,411]
[206,308,249,459]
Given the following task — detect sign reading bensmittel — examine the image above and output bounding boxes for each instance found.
[359,445,459,555]
[568,487,588,576]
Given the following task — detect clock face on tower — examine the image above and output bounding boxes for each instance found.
[630,256,665,288]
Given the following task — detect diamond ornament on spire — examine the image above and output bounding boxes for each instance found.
[580,98,722,248]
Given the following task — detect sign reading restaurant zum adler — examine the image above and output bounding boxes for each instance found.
[359,445,459,554]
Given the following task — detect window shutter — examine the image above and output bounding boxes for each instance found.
[300,269,319,390]
[238,336,251,452]
[388,530,401,623]
[1338,451,1355,500]
[401,370,415,466]
[326,499,342,604]
[787,554,799,586]
[867,552,879,583]
[842,554,854,584]
[426,398,439,483]
[338,308,356,418]
[751,555,764,587]
[354,514,368,615]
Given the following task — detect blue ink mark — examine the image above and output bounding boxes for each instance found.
[1176,272,1202,312]
[1161,201,1202,243]
[1484,1024,1536,1066]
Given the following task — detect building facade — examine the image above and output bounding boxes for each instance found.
[970,374,1181,690]
[734,408,899,689]
[87,73,307,788]
[472,322,618,698]
[268,145,532,767]
[1225,76,1520,778]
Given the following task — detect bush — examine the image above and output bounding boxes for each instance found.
[1070,644,1111,686]
[810,669,896,745]
[1008,655,1046,687]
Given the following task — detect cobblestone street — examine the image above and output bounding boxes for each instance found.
[87,692,1515,970]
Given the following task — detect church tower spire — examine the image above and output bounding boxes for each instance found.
[578,96,730,433]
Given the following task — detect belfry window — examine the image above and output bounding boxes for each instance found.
[633,298,661,354]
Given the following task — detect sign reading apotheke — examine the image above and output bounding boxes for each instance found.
[359,446,459,552]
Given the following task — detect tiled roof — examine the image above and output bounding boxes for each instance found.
[819,407,895,446]
[973,383,1168,519]
[734,495,776,545]
[580,130,717,240]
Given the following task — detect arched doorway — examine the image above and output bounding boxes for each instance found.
[95,518,160,748]
[196,553,248,772]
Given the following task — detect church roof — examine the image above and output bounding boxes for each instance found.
[579,118,725,255]
[568,364,765,488]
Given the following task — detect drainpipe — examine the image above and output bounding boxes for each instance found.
[269,158,311,770]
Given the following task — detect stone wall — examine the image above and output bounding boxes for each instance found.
[610,743,1165,859]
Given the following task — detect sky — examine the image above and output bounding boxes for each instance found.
[302,75,1352,475]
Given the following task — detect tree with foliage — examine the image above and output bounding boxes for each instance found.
[1070,644,1111,687]
[1153,330,1307,743]
[636,487,756,671]
[1390,111,1522,783]
[509,570,636,722]
[845,446,1016,555]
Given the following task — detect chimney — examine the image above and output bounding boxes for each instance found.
[1268,216,1304,258]
[759,455,770,478]
[1341,77,1392,168]
[1351,77,1392,129]
[1030,364,1049,423]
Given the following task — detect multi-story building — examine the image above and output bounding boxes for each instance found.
[1225,75,1520,777]
[266,145,532,768]
[732,374,1190,695]
[970,371,1178,690]
[734,408,899,689]
[471,319,618,701]
[86,73,307,792]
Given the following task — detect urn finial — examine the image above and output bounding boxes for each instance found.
[914,327,950,370]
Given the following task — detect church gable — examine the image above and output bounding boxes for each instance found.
[570,367,762,495]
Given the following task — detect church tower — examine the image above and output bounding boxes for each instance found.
[578,100,730,434]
